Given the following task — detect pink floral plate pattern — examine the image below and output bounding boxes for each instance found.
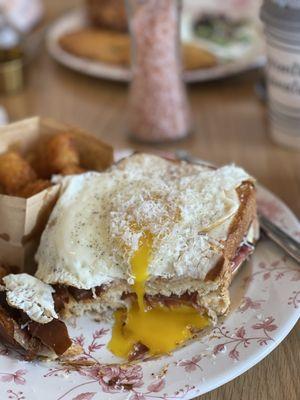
[0,157,299,399]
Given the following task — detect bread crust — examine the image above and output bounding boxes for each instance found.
[219,182,257,286]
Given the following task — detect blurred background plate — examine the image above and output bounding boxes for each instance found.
[47,3,266,83]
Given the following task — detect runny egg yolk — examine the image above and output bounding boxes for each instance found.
[108,231,209,358]
[131,231,152,312]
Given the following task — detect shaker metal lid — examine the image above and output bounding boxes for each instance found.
[261,0,300,31]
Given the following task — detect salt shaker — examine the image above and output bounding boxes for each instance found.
[260,0,300,150]
[126,0,191,143]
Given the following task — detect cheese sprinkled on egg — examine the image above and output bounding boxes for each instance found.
[36,154,253,289]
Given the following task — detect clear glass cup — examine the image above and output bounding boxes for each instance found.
[126,0,191,143]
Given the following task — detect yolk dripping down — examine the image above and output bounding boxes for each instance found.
[108,231,209,358]
[131,231,152,311]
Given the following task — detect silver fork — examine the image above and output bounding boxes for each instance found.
[175,150,300,264]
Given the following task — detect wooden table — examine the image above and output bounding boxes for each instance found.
[0,1,299,399]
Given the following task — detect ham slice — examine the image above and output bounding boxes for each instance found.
[231,242,254,274]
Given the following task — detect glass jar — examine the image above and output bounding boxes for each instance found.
[126,0,191,143]
[0,14,24,94]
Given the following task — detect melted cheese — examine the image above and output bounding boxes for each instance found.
[108,232,209,358]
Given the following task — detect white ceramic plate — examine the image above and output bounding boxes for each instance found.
[46,5,266,83]
[0,153,299,400]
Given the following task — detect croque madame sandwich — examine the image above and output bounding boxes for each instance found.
[35,153,259,359]
[0,274,74,359]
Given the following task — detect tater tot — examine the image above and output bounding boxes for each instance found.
[15,179,52,198]
[45,132,81,176]
[0,151,37,195]
[48,132,80,171]
[32,132,81,178]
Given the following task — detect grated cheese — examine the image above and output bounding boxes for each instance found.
[35,154,254,289]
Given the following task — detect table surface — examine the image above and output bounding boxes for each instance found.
[0,1,299,399]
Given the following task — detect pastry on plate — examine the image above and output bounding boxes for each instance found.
[35,153,259,360]
[59,28,217,70]
[59,29,131,66]
[182,42,217,70]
